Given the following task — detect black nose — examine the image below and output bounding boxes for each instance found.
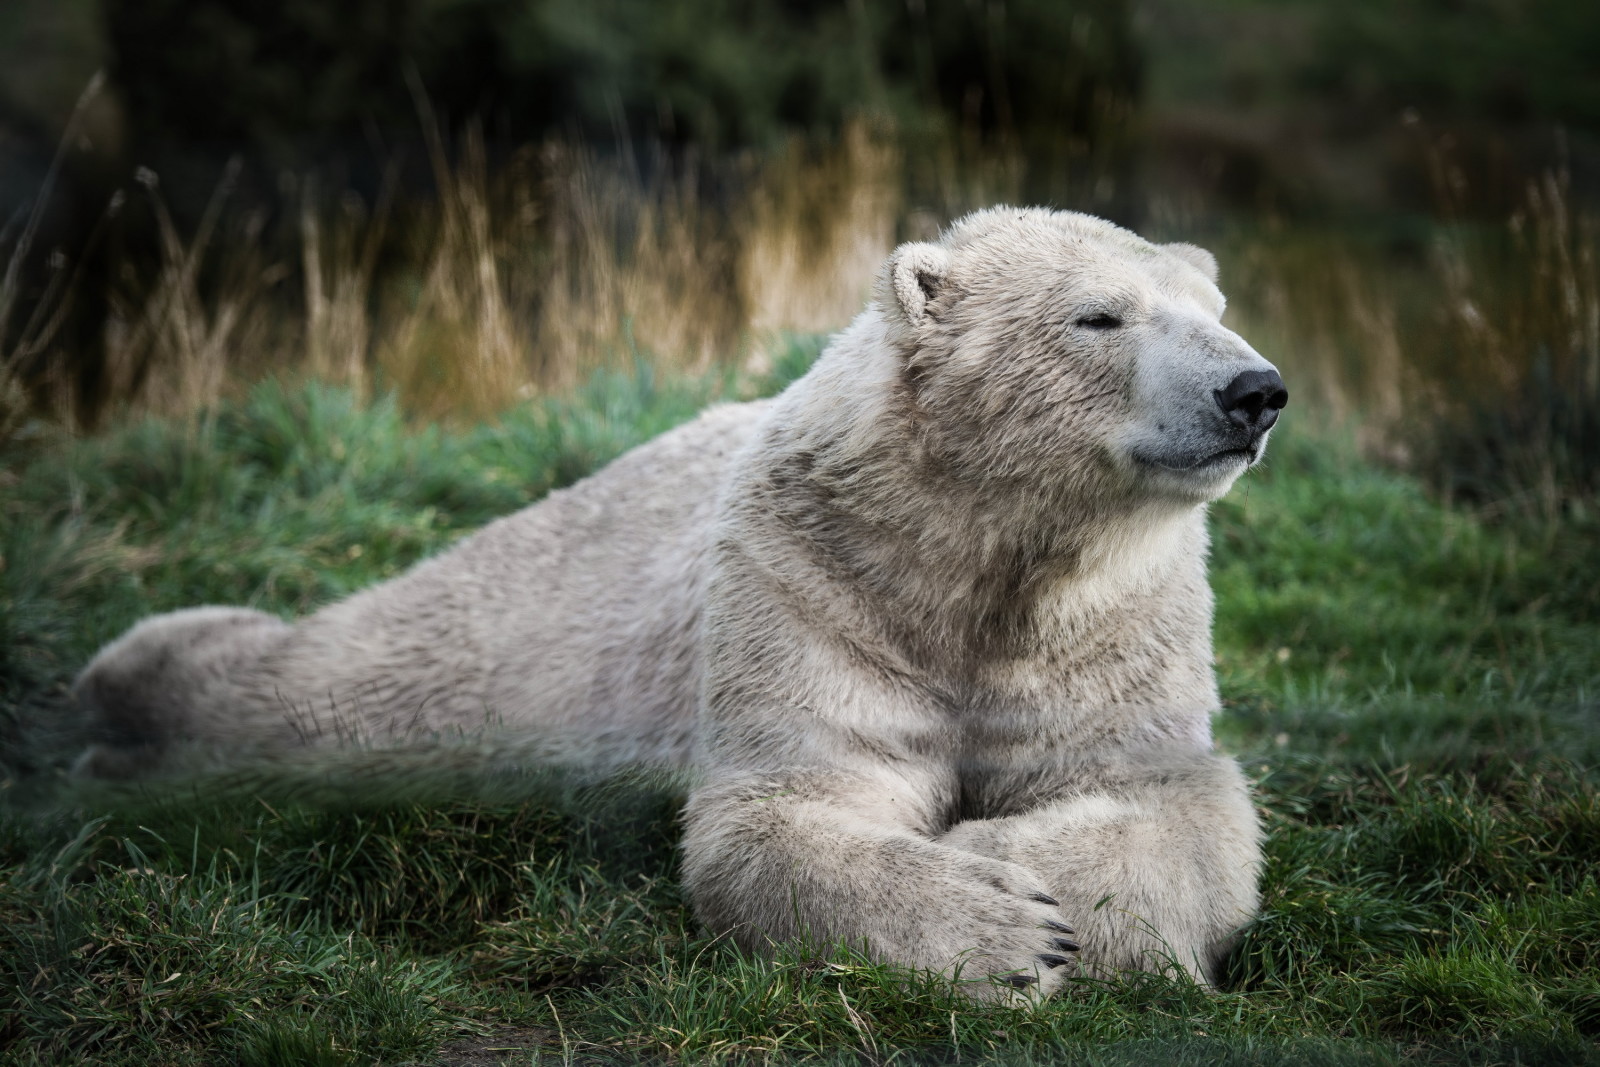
[1215,368,1288,431]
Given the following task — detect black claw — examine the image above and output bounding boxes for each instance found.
[1030,892,1060,906]
[1000,972,1038,988]
[1043,920,1075,934]
[1036,953,1072,969]
[1051,938,1082,953]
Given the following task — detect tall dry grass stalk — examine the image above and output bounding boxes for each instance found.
[101,161,281,421]
[300,171,394,397]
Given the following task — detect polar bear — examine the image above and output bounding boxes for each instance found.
[73,207,1287,996]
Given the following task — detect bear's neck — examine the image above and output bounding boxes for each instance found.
[749,366,1205,670]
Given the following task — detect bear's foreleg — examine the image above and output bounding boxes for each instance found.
[680,767,1081,997]
[935,750,1261,985]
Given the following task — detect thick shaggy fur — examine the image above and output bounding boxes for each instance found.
[74,208,1284,996]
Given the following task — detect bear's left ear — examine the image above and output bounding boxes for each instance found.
[1164,242,1219,284]
[881,242,951,326]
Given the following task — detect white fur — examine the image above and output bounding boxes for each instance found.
[72,207,1283,998]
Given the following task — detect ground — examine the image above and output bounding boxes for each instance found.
[0,349,1596,1065]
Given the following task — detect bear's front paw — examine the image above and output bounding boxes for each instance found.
[926,856,1080,998]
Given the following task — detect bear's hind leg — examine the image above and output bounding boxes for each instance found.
[72,607,292,777]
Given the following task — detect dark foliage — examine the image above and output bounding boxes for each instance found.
[101,0,1140,167]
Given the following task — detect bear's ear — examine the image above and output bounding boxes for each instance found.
[882,242,951,326]
[1164,242,1219,284]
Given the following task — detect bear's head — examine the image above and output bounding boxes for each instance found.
[876,207,1286,509]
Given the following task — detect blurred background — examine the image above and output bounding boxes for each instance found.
[2,0,1597,509]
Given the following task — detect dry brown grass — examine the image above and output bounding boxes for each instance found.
[100,161,281,421]
[83,121,903,425]
[1,75,110,437]
[5,113,908,430]
[5,111,1596,510]
[1218,167,1600,510]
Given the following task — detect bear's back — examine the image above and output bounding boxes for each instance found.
[454,398,771,766]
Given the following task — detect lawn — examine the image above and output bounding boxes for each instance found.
[1,350,1596,1065]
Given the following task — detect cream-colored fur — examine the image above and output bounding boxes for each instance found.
[73,207,1285,997]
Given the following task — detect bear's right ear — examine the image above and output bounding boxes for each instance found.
[1164,242,1220,285]
[881,242,951,326]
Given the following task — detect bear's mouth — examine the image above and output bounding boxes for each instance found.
[1137,444,1258,474]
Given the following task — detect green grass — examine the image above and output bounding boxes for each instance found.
[1,347,1597,1064]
